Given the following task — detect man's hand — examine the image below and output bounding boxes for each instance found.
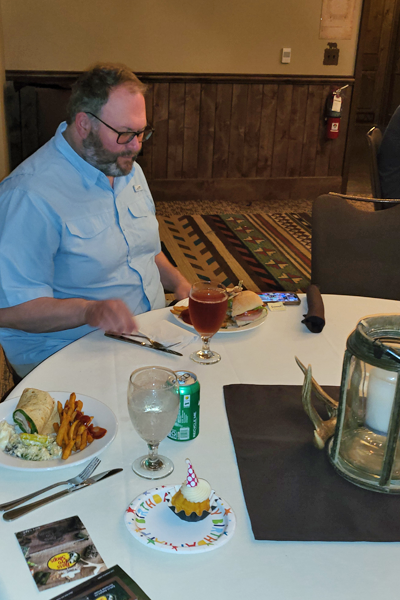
[84,299,137,334]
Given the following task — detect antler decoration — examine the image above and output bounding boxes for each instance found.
[295,356,338,449]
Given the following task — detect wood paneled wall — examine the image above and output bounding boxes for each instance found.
[356,0,398,124]
[5,72,354,201]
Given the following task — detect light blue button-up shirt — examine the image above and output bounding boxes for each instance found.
[0,122,165,375]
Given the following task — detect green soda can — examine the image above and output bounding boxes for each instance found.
[168,371,200,441]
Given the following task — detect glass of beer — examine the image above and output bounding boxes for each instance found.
[189,280,229,364]
[127,366,180,479]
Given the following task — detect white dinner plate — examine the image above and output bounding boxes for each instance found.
[0,392,118,471]
[125,484,236,554]
[171,299,268,333]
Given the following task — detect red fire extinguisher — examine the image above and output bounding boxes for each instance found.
[325,85,348,140]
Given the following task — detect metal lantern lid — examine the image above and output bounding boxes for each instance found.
[346,315,400,372]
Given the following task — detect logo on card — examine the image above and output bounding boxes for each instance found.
[47,551,80,570]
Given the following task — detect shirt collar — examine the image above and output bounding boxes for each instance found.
[54,121,136,189]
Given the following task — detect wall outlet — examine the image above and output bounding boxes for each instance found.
[324,43,339,65]
[281,48,291,64]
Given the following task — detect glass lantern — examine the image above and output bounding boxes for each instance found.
[328,315,400,493]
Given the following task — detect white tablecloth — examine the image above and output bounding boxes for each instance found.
[1,295,400,600]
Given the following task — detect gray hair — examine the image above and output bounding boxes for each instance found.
[66,62,147,124]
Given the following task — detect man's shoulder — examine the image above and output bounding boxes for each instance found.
[131,161,152,193]
[132,160,146,180]
[382,106,400,142]
[389,105,400,124]
[5,139,57,174]
[0,138,76,196]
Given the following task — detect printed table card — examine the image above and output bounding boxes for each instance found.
[50,564,151,599]
[16,515,107,592]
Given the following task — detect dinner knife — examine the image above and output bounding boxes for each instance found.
[3,468,123,521]
[104,332,183,356]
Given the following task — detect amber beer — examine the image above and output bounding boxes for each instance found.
[189,280,228,365]
[189,288,228,335]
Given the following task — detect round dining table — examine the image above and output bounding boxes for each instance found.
[1,294,400,600]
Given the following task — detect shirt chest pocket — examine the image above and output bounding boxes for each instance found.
[62,211,119,272]
[57,211,122,287]
[65,211,113,239]
[123,202,160,256]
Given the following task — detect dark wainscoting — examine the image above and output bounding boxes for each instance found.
[5,71,354,201]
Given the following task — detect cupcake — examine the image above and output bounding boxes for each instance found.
[170,459,212,522]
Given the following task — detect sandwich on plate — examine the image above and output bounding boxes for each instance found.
[230,290,267,327]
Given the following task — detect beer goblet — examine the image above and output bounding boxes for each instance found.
[127,366,179,479]
[189,280,229,364]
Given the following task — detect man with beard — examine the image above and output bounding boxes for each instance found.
[0,63,191,377]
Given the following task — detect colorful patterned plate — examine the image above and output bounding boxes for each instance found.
[124,484,236,554]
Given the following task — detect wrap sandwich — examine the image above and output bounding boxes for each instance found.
[13,388,60,435]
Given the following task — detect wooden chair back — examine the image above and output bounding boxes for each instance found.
[366,126,383,199]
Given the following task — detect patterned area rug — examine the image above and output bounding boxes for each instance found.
[158,212,311,293]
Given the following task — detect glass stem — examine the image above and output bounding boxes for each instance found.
[146,443,162,470]
[201,335,211,354]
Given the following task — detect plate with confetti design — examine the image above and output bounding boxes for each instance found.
[124,484,236,554]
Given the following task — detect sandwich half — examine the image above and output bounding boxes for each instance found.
[13,388,59,435]
[231,290,267,327]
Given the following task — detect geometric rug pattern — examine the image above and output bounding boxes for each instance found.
[157,212,311,293]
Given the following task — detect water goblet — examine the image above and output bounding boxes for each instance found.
[127,366,179,479]
[189,280,229,364]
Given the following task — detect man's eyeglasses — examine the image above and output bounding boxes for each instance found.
[86,112,154,145]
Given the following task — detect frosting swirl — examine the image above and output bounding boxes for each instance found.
[181,478,211,502]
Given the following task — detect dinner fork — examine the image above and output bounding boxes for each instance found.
[0,456,101,511]
[130,332,180,350]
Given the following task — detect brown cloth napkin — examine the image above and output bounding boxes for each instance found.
[302,284,325,333]
[224,383,400,541]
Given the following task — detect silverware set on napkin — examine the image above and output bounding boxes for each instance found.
[105,331,183,355]
[1,457,122,521]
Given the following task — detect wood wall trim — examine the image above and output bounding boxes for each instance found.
[6,70,355,88]
[149,176,342,202]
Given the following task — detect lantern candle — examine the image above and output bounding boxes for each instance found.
[365,367,398,434]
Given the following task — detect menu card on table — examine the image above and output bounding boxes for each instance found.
[15,515,106,592]
[51,564,152,600]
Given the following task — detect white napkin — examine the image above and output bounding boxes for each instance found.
[139,321,197,350]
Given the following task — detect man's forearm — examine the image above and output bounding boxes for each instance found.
[0,297,92,333]
[155,252,191,300]
[0,297,137,335]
